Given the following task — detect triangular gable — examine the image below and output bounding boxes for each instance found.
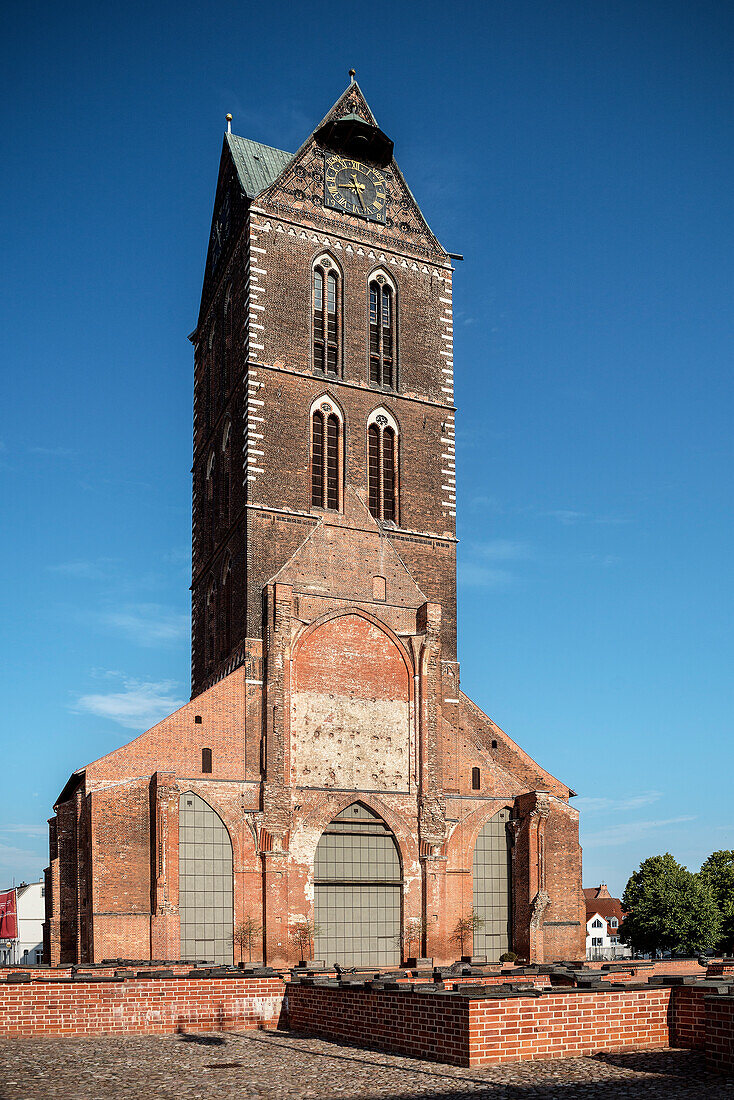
[256,81,448,258]
[269,486,428,607]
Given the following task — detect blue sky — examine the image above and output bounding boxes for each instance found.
[2,0,732,897]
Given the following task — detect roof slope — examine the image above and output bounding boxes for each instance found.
[226,134,293,198]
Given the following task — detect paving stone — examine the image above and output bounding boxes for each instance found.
[1,1033,734,1099]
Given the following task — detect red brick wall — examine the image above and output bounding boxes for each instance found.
[286,984,674,1066]
[705,995,734,1074]
[0,976,286,1038]
[670,985,708,1049]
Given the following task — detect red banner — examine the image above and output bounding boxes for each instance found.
[0,889,17,939]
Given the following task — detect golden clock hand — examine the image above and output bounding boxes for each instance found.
[351,174,367,212]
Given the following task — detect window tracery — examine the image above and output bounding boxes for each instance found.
[310,396,343,511]
[367,408,398,523]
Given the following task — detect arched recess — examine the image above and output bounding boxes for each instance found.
[291,610,413,791]
[313,802,402,967]
[472,807,512,961]
[178,792,233,964]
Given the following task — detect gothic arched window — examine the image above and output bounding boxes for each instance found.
[222,286,233,396]
[313,258,340,376]
[206,450,216,545]
[311,397,343,511]
[221,555,232,658]
[206,579,217,671]
[221,420,231,527]
[367,409,399,523]
[369,275,396,389]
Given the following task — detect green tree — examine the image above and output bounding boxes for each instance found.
[621,853,720,956]
[699,850,734,955]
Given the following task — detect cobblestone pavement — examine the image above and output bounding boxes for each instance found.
[1,1032,732,1099]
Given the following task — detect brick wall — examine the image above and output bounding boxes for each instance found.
[705,995,734,1073]
[0,976,286,1038]
[286,983,674,1066]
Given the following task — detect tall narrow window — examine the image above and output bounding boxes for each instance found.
[472,767,481,790]
[367,410,399,524]
[369,277,396,389]
[313,259,340,376]
[222,288,233,397]
[221,421,231,528]
[221,557,232,658]
[206,451,216,546]
[202,748,213,774]
[206,580,217,671]
[311,398,343,510]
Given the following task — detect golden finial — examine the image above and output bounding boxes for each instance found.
[226,113,233,133]
[349,69,356,84]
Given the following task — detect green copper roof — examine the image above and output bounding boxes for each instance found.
[226,133,293,198]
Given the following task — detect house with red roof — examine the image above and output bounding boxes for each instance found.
[585,884,632,960]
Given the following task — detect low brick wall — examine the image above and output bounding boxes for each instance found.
[669,984,708,1050]
[706,995,734,1073]
[286,983,674,1067]
[0,976,286,1038]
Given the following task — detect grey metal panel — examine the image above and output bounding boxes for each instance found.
[472,808,512,961]
[314,802,401,967]
[179,793,233,964]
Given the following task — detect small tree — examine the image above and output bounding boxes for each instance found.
[699,851,734,955]
[233,916,263,964]
[402,916,426,960]
[450,909,484,956]
[289,919,321,962]
[621,853,720,956]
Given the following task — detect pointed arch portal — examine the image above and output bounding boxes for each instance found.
[179,792,233,964]
[314,803,402,967]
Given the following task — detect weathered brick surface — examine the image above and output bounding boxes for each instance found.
[0,977,285,1038]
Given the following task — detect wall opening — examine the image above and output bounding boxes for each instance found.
[314,803,401,967]
[472,808,512,961]
[178,793,233,964]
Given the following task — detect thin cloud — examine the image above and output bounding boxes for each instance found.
[0,840,46,880]
[583,816,696,849]
[28,446,76,457]
[473,539,532,561]
[574,791,663,814]
[100,603,189,646]
[459,563,515,589]
[73,678,184,730]
[541,508,629,526]
[0,825,47,839]
[49,558,118,580]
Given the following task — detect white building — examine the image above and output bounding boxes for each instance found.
[0,881,45,966]
[584,884,632,961]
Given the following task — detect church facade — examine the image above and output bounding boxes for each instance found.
[44,82,585,968]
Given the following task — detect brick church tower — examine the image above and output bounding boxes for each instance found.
[44,81,585,968]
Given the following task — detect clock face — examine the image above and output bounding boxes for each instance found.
[324,156,387,223]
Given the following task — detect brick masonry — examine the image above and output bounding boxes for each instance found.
[45,81,585,969]
[2,970,734,1072]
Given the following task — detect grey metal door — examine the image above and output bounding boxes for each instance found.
[179,792,234,964]
[314,803,401,967]
[472,808,512,961]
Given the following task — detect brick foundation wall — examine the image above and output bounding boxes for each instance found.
[286,984,675,1066]
[0,976,286,1038]
[705,995,734,1073]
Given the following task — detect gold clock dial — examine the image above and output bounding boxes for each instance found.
[324,155,387,222]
